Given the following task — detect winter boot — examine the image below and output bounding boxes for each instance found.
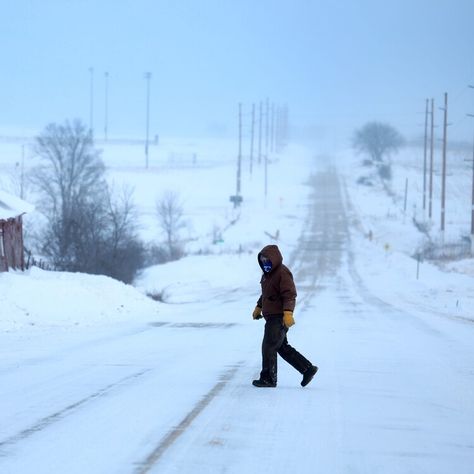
[301,365,318,387]
[252,379,276,388]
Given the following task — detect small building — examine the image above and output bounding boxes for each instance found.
[0,190,34,272]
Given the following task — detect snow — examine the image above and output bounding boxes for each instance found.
[0,267,160,331]
[0,189,34,220]
[339,147,474,322]
[1,137,474,473]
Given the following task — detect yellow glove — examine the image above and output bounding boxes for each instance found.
[252,306,262,320]
[283,310,295,328]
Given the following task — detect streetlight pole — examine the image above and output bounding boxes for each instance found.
[88,67,94,136]
[144,72,152,169]
[265,98,269,199]
[250,103,255,175]
[423,98,428,212]
[104,71,109,141]
[258,101,262,164]
[237,102,242,197]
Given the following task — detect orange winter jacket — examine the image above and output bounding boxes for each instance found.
[256,245,297,317]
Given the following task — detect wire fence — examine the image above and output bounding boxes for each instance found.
[419,238,471,261]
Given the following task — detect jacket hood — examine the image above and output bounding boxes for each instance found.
[258,245,283,272]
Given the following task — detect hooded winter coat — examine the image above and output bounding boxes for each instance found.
[256,245,297,317]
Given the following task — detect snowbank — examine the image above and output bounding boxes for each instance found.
[0,267,161,331]
[0,139,315,332]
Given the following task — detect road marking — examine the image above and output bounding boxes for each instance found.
[134,364,240,474]
[148,322,237,329]
[0,369,151,456]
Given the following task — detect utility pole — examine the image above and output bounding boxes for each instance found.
[258,101,262,164]
[423,98,428,212]
[250,103,255,175]
[144,72,152,169]
[237,102,242,197]
[468,114,474,253]
[428,98,434,219]
[471,126,474,254]
[88,67,94,136]
[229,103,243,209]
[104,72,109,141]
[440,92,448,234]
[467,84,474,253]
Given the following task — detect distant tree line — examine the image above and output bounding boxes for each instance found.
[29,120,186,283]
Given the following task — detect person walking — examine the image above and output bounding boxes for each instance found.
[252,244,318,388]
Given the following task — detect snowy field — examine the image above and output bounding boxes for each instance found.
[1,136,474,473]
[340,144,474,321]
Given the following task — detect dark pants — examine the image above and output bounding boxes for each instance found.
[260,315,312,384]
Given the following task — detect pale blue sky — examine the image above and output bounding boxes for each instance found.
[1,0,473,142]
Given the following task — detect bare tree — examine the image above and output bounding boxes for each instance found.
[101,185,145,283]
[353,122,404,162]
[156,191,186,259]
[31,120,106,269]
[30,120,144,282]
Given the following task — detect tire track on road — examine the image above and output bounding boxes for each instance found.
[292,168,347,307]
[133,364,241,474]
[0,368,152,456]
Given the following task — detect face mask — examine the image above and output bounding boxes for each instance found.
[263,262,272,273]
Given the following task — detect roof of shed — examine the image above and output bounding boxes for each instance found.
[0,190,35,220]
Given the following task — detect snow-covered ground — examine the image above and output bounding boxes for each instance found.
[340,145,474,322]
[1,137,474,473]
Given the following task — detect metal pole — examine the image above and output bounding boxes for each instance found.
[265,98,269,198]
[468,85,474,253]
[250,103,255,175]
[258,101,262,164]
[428,98,434,219]
[467,113,474,253]
[104,71,109,141]
[237,103,242,197]
[440,92,448,233]
[145,72,152,169]
[471,125,474,242]
[89,67,94,136]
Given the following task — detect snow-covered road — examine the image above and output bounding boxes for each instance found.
[1,166,473,473]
